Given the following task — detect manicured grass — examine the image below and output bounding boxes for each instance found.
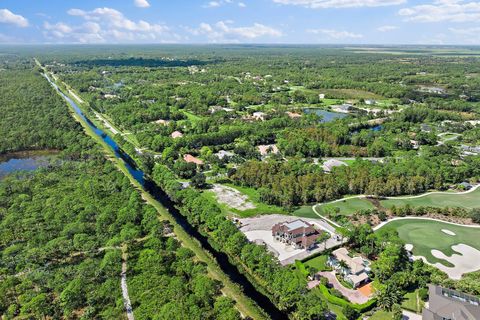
[292,206,317,219]
[316,198,375,216]
[380,187,480,210]
[377,219,480,266]
[402,290,424,313]
[181,110,203,123]
[304,255,329,271]
[368,310,394,320]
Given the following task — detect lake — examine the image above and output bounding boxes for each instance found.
[303,108,348,122]
[0,150,58,179]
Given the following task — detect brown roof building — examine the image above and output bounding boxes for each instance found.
[183,154,204,165]
[272,219,320,250]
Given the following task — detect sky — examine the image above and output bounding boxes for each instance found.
[0,0,479,45]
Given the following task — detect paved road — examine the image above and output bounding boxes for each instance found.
[402,310,422,320]
[121,247,135,320]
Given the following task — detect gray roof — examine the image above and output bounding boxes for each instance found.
[423,285,480,320]
[285,219,311,231]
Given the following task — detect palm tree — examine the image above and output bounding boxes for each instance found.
[377,283,403,311]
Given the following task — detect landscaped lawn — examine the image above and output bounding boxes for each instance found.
[368,310,394,320]
[315,198,375,216]
[402,289,424,313]
[380,187,480,210]
[377,219,480,266]
[292,206,317,219]
[304,255,329,271]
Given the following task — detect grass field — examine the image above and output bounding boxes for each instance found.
[377,219,480,266]
[304,255,329,271]
[402,289,424,313]
[380,187,480,209]
[368,310,393,320]
[315,198,375,216]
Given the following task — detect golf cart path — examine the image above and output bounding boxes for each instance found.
[121,245,135,320]
[313,184,480,210]
[373,216,480,231]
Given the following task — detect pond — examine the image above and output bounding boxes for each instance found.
[0,150,58,179]
[304,108,348,122]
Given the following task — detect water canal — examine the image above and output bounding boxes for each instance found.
[42,72,286,320]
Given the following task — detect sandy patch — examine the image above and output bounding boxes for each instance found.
[430,244,480,279]
[210,184,256,211]
[441,229,456,236]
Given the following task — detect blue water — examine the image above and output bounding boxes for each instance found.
[371,125,383,132]
[303,108,348,122]
[0,155,50,179]
[43,74,144,184]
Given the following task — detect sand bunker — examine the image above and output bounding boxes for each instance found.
[430,244,480,279]
[210,184,256,211]
[441,229,456,236]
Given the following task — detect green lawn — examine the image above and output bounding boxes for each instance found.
[315,198,375,216]
[402,290,424,313]
[377,219,480,266]
[380,187,480,210]
[368,310,394,320]
[292,206,317,219]
[304,255,329,271]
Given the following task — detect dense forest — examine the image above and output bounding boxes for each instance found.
[0,59,240,319]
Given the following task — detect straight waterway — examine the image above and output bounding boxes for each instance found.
[42,72,286,320]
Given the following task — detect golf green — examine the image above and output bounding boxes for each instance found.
[378,219,480,267]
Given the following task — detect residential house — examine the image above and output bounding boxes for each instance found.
[154,119,170,126]
[258,144,279,156]
[272,219,320,250]
[423,285,480,320]
[252,112,267,121]
[322,159,348,173]
[216,150,234,160]
[331,104,353,113]
[365,99,377,105]
[171,131,183,139]
[286,111,302,119]
[183,154,204,165]
[327,247,371,288]
[458,182,473,190]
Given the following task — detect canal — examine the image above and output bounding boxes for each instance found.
[42,72,287,320]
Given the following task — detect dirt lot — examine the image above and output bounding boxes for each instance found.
[210,184,256,211]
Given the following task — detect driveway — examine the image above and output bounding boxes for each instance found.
[316,271,370,304]
[402,310,422,320]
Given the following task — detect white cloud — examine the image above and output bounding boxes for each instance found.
[205,1,222,7]
[307,28,363,39]
[273,0,405,9]
[449,27,480,43]
[43,7,177,43]
[238,2,247,7]
[204,0,245,8]
[377,25,398,32]
[399,0,480,22]
[187,21,282,42]
[0,9,29,27]
[134,0,151,8]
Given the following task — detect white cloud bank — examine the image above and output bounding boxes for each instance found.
[43,7,176,43]
[377,25,398,32]
[134,0,151,8]
[0,9,29,27]
[307,28,363,39]
[187,21,281,42]
[273,0,405,9]
[399,0,480,22]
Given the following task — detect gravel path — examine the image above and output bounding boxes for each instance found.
[121,246,135,320]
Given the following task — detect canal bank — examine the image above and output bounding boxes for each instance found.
[39,64,286,320]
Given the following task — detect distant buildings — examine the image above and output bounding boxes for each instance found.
[272,219,320,250]
[322,159,348,173]
[423,285,480,320]
[216,150,234,160]
[171,131,183,139]
[327,248,371,288]
[257,144,279,156]
[331,104,353,113]
[365,99,376,105]
[183,154,204,165]
[286,111,302,119]
[252,112,267,121]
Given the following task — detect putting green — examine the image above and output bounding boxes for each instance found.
[377,219,480,267]
[380,187,480,209]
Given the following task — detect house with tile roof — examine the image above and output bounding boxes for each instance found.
[272,219,320,250]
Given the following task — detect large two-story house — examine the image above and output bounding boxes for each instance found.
[272,219,320,250]
[327,247,371,288]
[423,285,480,320]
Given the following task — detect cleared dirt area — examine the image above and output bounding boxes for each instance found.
[211,184,256,211]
